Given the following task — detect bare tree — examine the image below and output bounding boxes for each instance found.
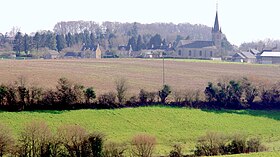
[115,78,128,104]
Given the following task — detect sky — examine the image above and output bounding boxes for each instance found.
[1,0,280,46]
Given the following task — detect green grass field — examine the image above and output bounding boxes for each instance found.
[1,107,280,156]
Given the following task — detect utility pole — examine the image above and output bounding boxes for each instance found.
[162,51,165,86]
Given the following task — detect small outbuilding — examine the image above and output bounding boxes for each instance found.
[260,51,280,64]
[232,51,256,63]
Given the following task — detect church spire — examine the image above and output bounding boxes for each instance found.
[213,12,219,32]
[213,0,220,33]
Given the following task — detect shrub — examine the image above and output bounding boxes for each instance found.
[97,92,116,109]
[103,142,126,157]
[139,89,149,104]
[17,121,52,157]
[57,124,87,157]
[84,87,96,104]
[56,77,78,105]
[131,134,156,157]
[227,134,247,154]
[173,90,185,104]
[0,124,14,157]
[0,85,8,106]
[204,79,245,109]
[126,95,138,107]
[247,137,266,153]
[260,83,280,108]
[29,86,43,107]
[184,90,201,107]
[169,144,183,157]
[241,78,258,106]
[115,78,128,105]
[159,84,171,104]
[194,132,228,156]
[5,85,18,110]
[42,90,58,108]
[87,133,104,157]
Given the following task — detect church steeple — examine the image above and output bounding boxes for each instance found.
[213,11,220,33]
[212,0,222,50]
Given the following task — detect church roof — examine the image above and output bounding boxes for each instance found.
[213,11,220,33]
[179,41,215,49]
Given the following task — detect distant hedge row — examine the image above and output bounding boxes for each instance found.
[0,77,280,111]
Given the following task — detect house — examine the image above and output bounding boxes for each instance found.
[260,51,280,64]
[64,52,78,58]
[139,50,163,58]
[232,51,256,63]
[176,11,223,60]
[43,51,59,59]
[249,49,260,55]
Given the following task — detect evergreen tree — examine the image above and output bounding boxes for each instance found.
[127,37,136,51]
[33,32,40,51]
[66,32,74,47]
[56,34,66,52]
[149,34,162,49]
[46,32,57,50]
[13,32,23,55]
[23,34,30,54]
[136,35,144,51]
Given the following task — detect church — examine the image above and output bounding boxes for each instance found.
[176,10,223,59]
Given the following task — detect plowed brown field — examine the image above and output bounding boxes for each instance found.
[0,58,279,95]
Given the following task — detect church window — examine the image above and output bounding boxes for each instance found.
[189,50,192,56]
[210,51,213,57]
[178,50,182,56]
[200,51,202,56]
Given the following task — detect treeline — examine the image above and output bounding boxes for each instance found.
[0,77,280,112]
[0,21,234,57]
[0,121,266,157]
[239,38,280,51]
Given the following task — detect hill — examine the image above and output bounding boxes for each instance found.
[1,107,280,156]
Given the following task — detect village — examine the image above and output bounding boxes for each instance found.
[29,9,279,64]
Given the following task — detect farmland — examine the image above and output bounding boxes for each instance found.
[1,59,280,156]
[0,58,280,95]
[1,107,280,156]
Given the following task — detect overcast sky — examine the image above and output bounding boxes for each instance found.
[1,0,279,46]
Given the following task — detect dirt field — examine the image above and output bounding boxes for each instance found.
[0,58,280,95]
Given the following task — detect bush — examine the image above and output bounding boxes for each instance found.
[84,87,96,104]
[227,134,247,154]
[204,79,244,109]
[194,132,228,156]
[29,86,43,107]
[241,78,258,106]
[183,90,201,107]
[169,144,183,157]
[57,124,87,157]
[260,83,280,108]
[103,142,126,157]
[42,90,58,108]
[17,121,52,157]
[97,92,117,109]
[139,89,149,104]
[81,132,104,157]
[56,77,84,105]
[173,90,185,104]
[0,124,14,157]
[115,78,128,105]
[247,137,266,153]
[131,134,156,157]
[159,85,171,104]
